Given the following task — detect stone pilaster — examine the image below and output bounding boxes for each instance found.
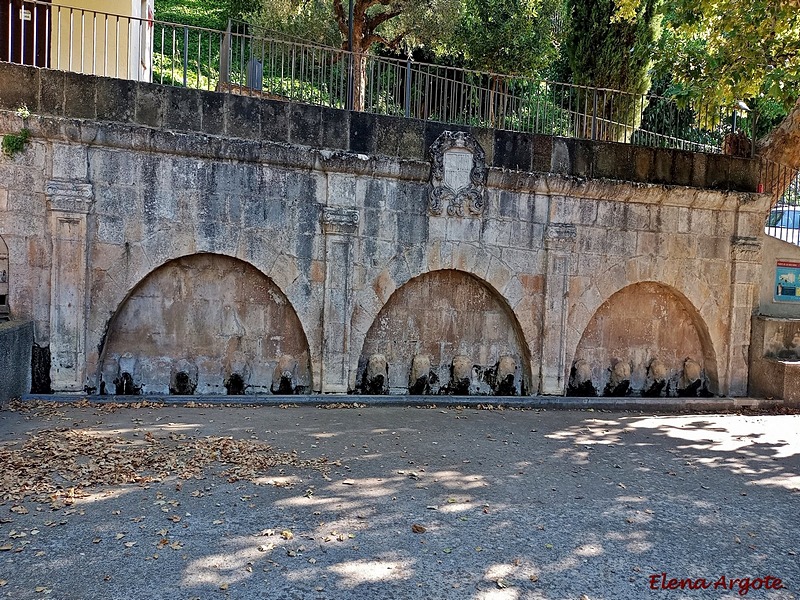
[726,235,761,396]
[46,179,93,392]
[320,207,359,393]
[540,223,577,395]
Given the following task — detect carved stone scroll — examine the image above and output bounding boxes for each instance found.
[321,206,359,235]
[428,131,487,217]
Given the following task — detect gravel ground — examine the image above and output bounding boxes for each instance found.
[0,402,797,600]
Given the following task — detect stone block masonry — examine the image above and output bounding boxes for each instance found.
[0,320,33,401]
[0,63,770,397]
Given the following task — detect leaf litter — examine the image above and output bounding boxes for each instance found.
[0,427,332,505]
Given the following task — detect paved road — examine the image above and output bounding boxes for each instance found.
[0,402,798,600]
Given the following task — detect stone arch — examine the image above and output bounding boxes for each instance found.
[354,268,533,395]
[0,234,8,319]
[97,253,311,395]
[569,281,719,397]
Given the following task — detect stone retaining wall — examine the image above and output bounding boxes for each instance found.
[0,64,770,397]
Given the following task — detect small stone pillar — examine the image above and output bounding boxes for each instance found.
[320,206,359,393]
[727,236,761,395]
[540,223,577,394]
[46,179,93,392]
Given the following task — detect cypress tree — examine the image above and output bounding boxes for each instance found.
[565,0,661,141]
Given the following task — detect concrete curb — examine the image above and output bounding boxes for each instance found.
[18,393,787,413]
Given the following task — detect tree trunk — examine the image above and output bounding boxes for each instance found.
[352,50,367,112]
[758,97,800,199]
[759,96,800,168]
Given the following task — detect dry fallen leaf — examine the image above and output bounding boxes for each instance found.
[280,530,294,540]
[0,428,331,504]
[411,524,426,534]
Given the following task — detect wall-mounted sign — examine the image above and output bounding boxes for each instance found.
[19,8,32,21]
[775,260,800,302]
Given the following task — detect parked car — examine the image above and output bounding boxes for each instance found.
[765,206,800,245]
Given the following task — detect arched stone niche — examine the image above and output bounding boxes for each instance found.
[0,235,8,319]
[357,269,530,395]
[569,282,718,397]
[98,253,311,395]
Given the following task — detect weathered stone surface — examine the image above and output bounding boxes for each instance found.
[0,65,772,398]
[100,254,311,395]
[409,354,432,395]
[0,62,39,112]
[0,320,33,401]
[96,78,136,123]
[572,282,712,397]
[63,73,97,119]
[357,270,529,395]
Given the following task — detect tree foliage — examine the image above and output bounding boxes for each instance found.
[443,0,563,77]
[615,0,800,164]
[619,0,800,111]
[562,0,660,140]
[565,0,660,94]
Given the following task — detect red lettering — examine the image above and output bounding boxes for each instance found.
[678,578,707,589]
[649,573,783,593]
[729,578,752,596]
[666,578,680,590]
[765,576,784,590]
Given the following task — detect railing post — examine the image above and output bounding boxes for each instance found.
[346,0,354,111]
[404,55,411,118]
[182,25,188,87]
[591,88,598,140]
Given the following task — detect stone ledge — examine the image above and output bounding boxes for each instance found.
[20,393,788,413]
[0,109,768,213]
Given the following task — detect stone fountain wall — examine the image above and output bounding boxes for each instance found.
[0,64,769,397]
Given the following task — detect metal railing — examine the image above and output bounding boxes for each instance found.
[762,159,800,245]
[1,0,760,156]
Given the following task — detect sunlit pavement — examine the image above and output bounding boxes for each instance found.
[0,403,798,600]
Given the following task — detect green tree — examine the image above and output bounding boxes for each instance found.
[617,0,800,169]
[564,0,661,141]
[446,0,562,76]
[431,0,565,127]
[253,0,463,110]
